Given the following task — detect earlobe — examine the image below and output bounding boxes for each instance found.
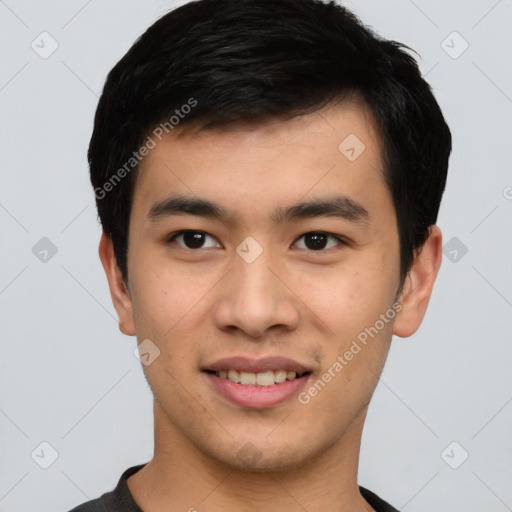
[393,225,443,338]
[98,232,136,336]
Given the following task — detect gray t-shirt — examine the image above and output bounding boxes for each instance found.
[68,464,399,511]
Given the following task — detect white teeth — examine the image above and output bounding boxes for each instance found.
[215,369,304,385]
[227,370,240,383]
[240,372,256,385]
[274,370,287,383]
[256,371,275,387]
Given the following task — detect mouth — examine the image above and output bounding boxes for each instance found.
[202,356,313,408]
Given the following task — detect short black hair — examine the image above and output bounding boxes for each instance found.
[89,0,452,291]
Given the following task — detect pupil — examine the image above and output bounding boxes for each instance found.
[184,231,205,249]
[306,232,326,250]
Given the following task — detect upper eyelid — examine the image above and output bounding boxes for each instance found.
[293,232,347,249]
[166,230,221,248]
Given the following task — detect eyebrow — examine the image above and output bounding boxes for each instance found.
[148,194,370,225]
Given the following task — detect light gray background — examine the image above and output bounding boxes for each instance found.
[1,1,511,511]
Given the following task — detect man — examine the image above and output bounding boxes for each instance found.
[70,0,451,510]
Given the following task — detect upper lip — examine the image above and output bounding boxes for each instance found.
[203,356,312,374]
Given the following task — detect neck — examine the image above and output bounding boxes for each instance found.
[127,403,374,512]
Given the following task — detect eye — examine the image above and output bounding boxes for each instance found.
[293,231,345,251]
[166,230,347,252]
[166,230,221,250]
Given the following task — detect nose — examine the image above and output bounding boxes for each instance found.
[213,248,300,339]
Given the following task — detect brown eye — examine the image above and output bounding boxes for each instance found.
[167,230,221,249]
[294,232,344,251]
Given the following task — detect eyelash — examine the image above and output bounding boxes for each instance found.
[165,230,348,252]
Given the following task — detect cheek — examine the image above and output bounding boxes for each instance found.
[296,262,396,341]
[129,262,218,368]
[130,266,190,339]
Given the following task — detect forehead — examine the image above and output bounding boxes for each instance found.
[131,97,390,227]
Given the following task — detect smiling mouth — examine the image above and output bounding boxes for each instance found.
[204,369,311,386]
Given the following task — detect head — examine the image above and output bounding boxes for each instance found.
[92,0,451,472]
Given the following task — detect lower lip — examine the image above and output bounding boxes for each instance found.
[204,372,310,409]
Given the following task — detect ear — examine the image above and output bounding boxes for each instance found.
[98,231,136,336]
[393,225,443,338]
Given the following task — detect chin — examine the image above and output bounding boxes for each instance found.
[198,437,323,474]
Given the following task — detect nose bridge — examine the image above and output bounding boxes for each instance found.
[235,244,276,300]
[214,240,300,337]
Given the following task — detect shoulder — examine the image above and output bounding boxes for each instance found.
[66,464,147,512]
[359,485,399,512]
[68,495,111,512]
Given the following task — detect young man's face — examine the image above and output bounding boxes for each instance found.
[102,97,437,472]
